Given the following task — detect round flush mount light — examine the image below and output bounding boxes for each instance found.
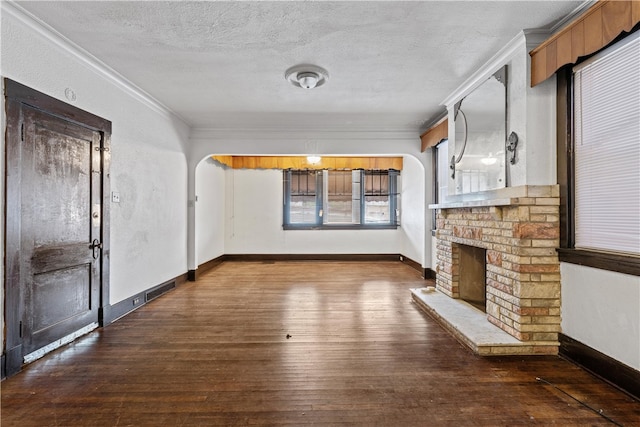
[481,153,498,166]
[285,64,329,89]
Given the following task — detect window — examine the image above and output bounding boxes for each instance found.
[557,30,640,276]
[363,171,393,224]
[573,32,639,255]
[287,170,320,225]
[325,170,360,224]
[283,169,400,229]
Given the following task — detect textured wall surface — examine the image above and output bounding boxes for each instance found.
[399,156,425,265]
[1,8,190,305]
[195,158,226,266]
[561,263,640,371]
[223,168,407,256]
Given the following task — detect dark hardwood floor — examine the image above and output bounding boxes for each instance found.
[2,261,639,426]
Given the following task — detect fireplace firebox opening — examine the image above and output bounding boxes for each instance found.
[458,244,487,312]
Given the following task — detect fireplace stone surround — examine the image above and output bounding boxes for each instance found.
[414,185,561,355]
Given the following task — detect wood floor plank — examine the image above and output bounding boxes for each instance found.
[2,261,639,426]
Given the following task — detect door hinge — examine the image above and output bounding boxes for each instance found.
[21,123,24,141]
[19,321,23,338]
[94,147,109,152]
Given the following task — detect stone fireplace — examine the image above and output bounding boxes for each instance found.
[413,185,561,355]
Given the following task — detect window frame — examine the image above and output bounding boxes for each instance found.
[283,168,400,230]
[283,169,323,227]
[556,29,640,277]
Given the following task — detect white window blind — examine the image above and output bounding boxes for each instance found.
[573,31,640,255]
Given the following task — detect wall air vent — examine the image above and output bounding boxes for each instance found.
[145,280,176,302]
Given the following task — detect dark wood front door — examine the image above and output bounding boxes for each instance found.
[22,106,102,355]
[4,79,111,375]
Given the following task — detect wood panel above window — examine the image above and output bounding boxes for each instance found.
[420,117,448,152]
[211,156,403,170]
[530,0,640,87]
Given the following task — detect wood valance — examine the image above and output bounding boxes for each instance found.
[211,156,403,170]
[420,117,448,152]
[530,0,640,87]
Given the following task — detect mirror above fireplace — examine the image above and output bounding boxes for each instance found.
[450,66,507,195]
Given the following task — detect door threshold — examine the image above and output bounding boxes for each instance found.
[23,322,99,364]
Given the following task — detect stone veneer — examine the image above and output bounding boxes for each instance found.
[433,185,560,353]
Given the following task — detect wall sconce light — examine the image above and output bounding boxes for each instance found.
[506,131,519,164]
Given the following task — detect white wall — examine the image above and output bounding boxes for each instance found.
[0,75,5,349]
[400,155,425,265]
[1,4,190,306]
[224,168,407,255]
[509,35,557,187]
[195,158,226,264]
[561,263,640,370]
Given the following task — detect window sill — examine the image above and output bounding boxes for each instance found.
[283,224,399,231]
[557,248,640,277]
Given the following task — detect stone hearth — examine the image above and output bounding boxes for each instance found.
[417,185,561,355]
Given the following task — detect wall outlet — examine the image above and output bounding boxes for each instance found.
[112,192,120,203]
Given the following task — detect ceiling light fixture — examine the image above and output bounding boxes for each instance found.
[481,153,498,166]
[285,64,329,89]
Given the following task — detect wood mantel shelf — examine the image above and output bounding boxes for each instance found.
[430,198,516,210]
[429,185,559,210]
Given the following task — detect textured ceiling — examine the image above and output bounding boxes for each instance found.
[15,1,583,132]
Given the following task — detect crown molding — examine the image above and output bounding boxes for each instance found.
[441,31,527,108]
[2,1,190,127]
[523,29,553,52]
[420,111,448,135]
[549,0,598,34]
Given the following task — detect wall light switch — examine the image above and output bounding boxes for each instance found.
[112,192,120,203]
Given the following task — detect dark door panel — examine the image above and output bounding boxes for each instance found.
[32,264,93,336]
[30,123,93,247]
[32,243,95,274]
